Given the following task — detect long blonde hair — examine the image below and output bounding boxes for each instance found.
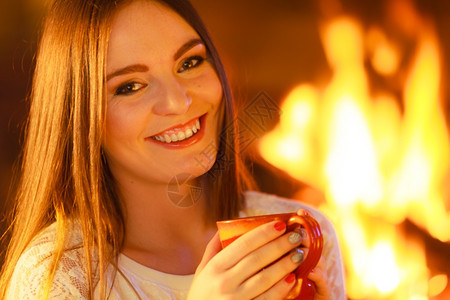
[0,0,254,298]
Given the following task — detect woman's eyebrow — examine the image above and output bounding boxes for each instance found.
[173,38,204,60]
[107,64,149,82]
[106,38,204,82]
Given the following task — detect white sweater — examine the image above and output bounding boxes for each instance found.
[7,191,346,299]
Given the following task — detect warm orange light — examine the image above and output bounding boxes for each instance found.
[259,84,322,187]
[394,31,450,242]
[429,274,448,297]
[367,27,400,76]
[324,95,383,207]
[369,241,400,294]
[258,5,449,300]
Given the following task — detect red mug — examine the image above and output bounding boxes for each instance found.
[216,212,323,300]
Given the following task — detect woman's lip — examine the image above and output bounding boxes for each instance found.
[152,114,203,137]
[146,114,207,148]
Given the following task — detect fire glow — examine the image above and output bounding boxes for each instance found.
[258,3,450,300]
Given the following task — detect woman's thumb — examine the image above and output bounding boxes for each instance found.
[195,231,222,274]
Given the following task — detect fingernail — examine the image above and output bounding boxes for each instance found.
[288,231,301,244]
[285,273,296,284]
[274,221,286,231]
[300,229,307,238]
[291,248,304,264]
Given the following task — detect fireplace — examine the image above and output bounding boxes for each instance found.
[254,0,450,299]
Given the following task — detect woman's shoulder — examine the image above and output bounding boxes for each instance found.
[243,190,311,212]
[6,222,89,299]
[243,190,330,224]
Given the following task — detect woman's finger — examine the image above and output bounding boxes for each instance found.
[297,208,311,216]
[213,220,287,270]
[307,255,330,300]
[228,229,303,285]
[253,273,299,300]
[238,248,305,299]
[295,209,314,248]
[299,227,310,248]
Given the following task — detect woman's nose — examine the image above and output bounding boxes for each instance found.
[152,77,192,116]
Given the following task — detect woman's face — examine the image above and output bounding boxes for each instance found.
[103,0,223,186]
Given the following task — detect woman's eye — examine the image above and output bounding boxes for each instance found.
[114,82,147,96]
[178,56,204,73]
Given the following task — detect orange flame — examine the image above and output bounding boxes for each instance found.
[259,11,449,300]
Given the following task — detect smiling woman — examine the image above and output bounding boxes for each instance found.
[103,2,223,188]
[0,0,344,299]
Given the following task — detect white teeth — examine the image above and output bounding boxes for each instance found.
[177,131,185,140]
[152,118,201,143]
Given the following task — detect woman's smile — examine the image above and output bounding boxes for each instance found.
[147,113,207,148]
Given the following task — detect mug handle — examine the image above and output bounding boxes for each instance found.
[285,215,324,300]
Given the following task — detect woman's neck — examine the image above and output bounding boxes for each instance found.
[118,176,216,274]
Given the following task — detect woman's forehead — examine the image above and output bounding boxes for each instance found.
[109,0,198,45]
[107,0,200,69]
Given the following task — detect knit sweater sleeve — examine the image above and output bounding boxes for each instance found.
[6,223,89,299]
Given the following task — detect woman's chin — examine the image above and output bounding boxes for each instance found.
[168,162,215,182]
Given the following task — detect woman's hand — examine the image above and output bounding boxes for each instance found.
[187,221,304,300]
[308,255,330,300]
[297,209,331,300]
